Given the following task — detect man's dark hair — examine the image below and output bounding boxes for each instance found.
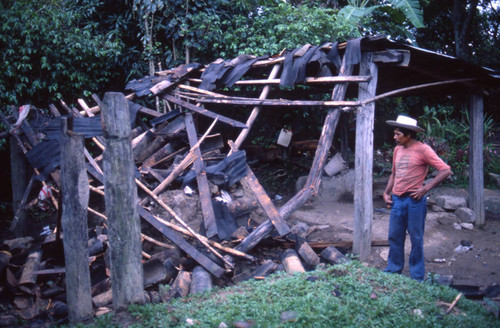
[397,127,417,139]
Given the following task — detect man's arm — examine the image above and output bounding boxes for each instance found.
[411,168,452,200]
[383,172,395,208]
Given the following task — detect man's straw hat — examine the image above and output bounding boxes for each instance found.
[386,115,425,133]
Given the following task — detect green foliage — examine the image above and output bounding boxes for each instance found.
[79,261,498,327]
[0,0,126,107]
[418,104,498,186]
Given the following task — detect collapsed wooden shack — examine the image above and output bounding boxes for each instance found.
[1,35,499,323]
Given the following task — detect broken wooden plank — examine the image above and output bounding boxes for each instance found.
[145,116,218,198]
[184,112,218,238]
[228,141,290,237]
[137,206,225,278]
[162,94,247,129]
[135,179,233,269]
[138,209,254,262]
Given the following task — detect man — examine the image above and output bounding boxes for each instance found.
[383,115,452,281]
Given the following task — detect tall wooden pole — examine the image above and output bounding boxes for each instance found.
[60,117,93,322]
[353,53,378,259]
[101,92,144,309]
[469,93,485,226]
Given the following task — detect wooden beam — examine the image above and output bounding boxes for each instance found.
[186,96,358,108]
[184,112,218,238]
[188,75,370,86]
[353,52,378,260]
[137,206,225,278]
[469,94,485,226]
[162,94,247,128]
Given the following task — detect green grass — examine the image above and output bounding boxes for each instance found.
[74,261,498,328]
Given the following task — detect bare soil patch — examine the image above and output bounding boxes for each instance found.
[287,182,500,288]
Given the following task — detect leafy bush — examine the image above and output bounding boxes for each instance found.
[0,0,126,106]
[418,104,498,186]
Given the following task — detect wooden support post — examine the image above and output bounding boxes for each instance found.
[60,117,93,322]
[101,92,144,309]
[184,112,218,238]
[353,52,378,260]
[469,94,485,226]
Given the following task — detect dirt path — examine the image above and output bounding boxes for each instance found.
[287,184,500,288]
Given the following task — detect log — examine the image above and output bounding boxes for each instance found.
[226,198,259,217]
[93,289,112,308]
[101,92,144,309]
[189,266,213,295]
[60,116,93,322]
[281,249,305,274]
[18,251,42,288]
[320,246,350,265]
[185,112,218,238]
[297,242,320,268]
[169,271,191,298]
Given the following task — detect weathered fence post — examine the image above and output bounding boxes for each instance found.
[469,93,485,226]
[353,52,378,260]
[101,92,144,309]
[60,116,93,322]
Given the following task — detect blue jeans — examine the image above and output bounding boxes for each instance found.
[384,194,427,281]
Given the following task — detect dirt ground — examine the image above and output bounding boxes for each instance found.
[287,182,500,289]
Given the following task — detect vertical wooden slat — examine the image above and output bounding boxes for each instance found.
[101,92,144,309]
[184,112,218,238]
[353,53,378,259]
[469,93,485,226]
[60,117,93,322]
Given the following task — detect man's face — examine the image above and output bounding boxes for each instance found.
[394,128,411,146]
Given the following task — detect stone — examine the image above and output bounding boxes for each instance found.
[431,205,445,212]
[455,207,476,223]
[460,222,474,230]
[435,195,467,210]
[485,195,500,220]
[433,212,458,225]
[453,222,462,230]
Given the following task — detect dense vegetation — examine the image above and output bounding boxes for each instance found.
[69,261,499,328]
